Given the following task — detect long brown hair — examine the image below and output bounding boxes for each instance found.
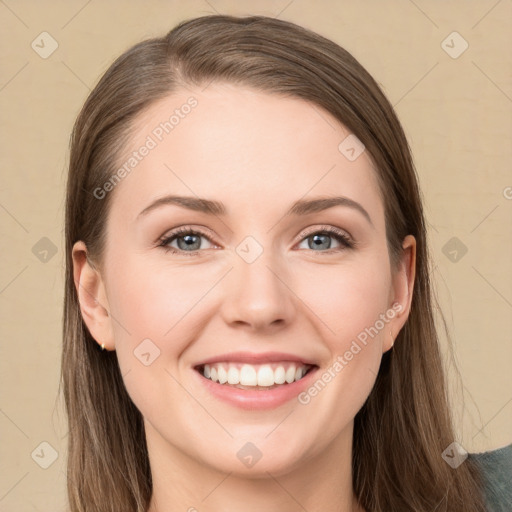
[60,14,487,511]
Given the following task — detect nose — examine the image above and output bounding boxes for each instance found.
[219,250,296,333]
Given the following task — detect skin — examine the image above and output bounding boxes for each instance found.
[73,83,416,512]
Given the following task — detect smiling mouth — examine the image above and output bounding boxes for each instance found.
[194,362,318,390]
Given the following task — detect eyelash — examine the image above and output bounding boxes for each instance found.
[157,225,355,256]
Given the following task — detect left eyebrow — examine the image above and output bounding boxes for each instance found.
[286,196,374,227]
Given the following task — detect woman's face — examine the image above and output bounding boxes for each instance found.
[75,83,414,476]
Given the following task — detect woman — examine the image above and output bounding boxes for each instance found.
[61,14,495,511]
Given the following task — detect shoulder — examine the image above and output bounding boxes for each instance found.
[468,443,512,512]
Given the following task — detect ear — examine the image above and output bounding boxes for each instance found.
[72,241,115,350]
[383,234,416,352]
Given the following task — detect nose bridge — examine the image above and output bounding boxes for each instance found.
[221,235,295,329]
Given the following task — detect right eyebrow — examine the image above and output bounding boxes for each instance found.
[137,195,226,219]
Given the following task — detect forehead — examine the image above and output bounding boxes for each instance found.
[109,83,384,225]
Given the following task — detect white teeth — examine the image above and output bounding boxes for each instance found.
[257,365,275,387]
[227,366,240,385]
[217,366,228,384]
[274,366,286,385]
[201,362,312,387]
[285,366,296,383]
[240,364,257,386]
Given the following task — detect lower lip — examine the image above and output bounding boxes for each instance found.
[193,366,319,410]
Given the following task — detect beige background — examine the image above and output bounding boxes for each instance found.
[1,1,511,510]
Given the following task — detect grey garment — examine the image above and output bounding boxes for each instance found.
[469,443,512,512]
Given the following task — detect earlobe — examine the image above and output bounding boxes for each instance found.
[384,235,416,352]
[72,241,114,350]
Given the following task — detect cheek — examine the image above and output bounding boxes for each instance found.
[294,262,391,439]
[293,255,391,403]
[295,255,392,341]
[103,255,211,419]
[106,253,222,343]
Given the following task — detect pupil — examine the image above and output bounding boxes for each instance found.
[311,234,330,250]
[179,234,200,250]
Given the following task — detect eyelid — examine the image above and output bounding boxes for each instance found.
[295,224,354,245]
[157,223,355,254]
[157,225,217,244]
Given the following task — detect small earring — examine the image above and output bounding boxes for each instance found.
[101,343,105,351]
[390,330,394,347]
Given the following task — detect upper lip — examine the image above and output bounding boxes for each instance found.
[193,351,318,367]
